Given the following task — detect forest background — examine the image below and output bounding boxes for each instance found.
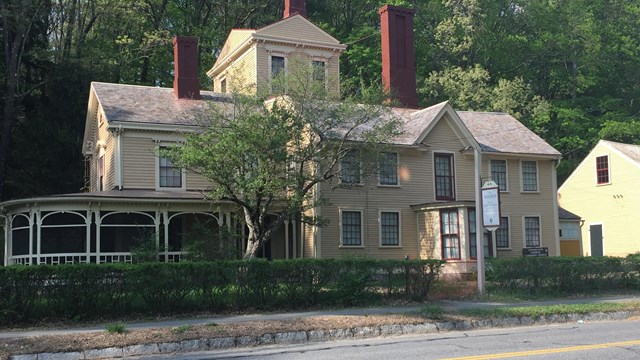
[1,0,639,202]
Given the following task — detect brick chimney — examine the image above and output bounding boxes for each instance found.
[379,5,418,108]
[173,36,201,99]
[284,0,307,18]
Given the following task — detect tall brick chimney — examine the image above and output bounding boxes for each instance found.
[284,0,307,18]
[379,5,418,108]
[173,36,201,99]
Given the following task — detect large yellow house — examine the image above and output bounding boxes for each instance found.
[558,140,640,257]
[1,1,561,276]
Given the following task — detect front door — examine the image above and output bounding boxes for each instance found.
[589,224,603,257]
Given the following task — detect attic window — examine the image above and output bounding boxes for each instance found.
[596,155,609,184]
[271,55,285,93]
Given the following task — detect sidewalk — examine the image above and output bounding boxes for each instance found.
[2,294,639,340]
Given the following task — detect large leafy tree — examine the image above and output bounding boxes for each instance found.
[168,66,403,259]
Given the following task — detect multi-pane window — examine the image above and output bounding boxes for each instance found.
[435,153,455,200]
[341,150,361,184]
[559,222,580,239]
[341,210,362,246]
[271,56,285,93]
[379,152,398,185]
[524,216,540,247]
[490,160,507,191]
[596,155,609,184]
[496,217,510,248]
[521,161,538,191]
[468,208,491,258]
[312,60,325,85]
[159,148,182,188]
[440,209,460,259]
[380,211,400,246]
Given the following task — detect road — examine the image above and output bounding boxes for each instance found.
[131,318,640,360]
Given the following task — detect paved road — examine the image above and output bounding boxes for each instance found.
[131,318,640,360]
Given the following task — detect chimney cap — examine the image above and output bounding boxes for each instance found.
[378,4,415,15]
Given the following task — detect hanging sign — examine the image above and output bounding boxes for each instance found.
[481,180,500,231]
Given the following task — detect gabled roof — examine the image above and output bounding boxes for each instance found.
[558,206,581,220]
[89,82,233,126]
[209,14,346,77]
[458,111,560,157]
[601,140,640,165]
[82,81,559,159]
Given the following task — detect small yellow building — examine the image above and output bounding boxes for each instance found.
[558,140,640,257]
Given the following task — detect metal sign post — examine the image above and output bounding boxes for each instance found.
[477,179,501,294]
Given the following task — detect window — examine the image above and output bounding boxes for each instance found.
[521,161,538,192]
[271,55,285,93]
[440,209,460,259]
[380,211,400,246]
[379,152,398,185]
[312,60,325,85]
[490,160,507,191]
[97,155,105,191]
[220,78,227,93]
[524,216,540,247]
[341,149,361,184]
[341,210,362,246]
[468,208,491,258]
[159,148,182,188]
[434,153,455,200]
[596,155,609,184]
[559,222,580,239]
[496,217,510,248]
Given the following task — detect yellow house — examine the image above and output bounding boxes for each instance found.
[558,140,640,257]
[1,2,562,275]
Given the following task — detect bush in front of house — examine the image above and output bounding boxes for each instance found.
[486,255,640,295]
[0,258,445,325]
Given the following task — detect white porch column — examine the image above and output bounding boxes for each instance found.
[162,211,169,262]
[85,210,92,263]
[3,215,9,266]
[284,219,290,259]
[35,210,42,264]
[95,211,102,263]
[217,213,224,252]
[292,219,297,259]
[154,210,161,257]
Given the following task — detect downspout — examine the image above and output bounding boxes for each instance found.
[115,125,123,190]
[552,158,561,256]
[474,146,485,294]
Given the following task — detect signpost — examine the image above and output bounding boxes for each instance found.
[476,179,501,294]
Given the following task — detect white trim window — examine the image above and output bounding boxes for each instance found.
[379,210,400,246]
[340,209,363,247]
[496,216,510,249]
[340,149,361,185]
[596,155,610,185]
[220,78,227,93]
[524,216,541,247]
[434,152,455,200]
[378,152,399,186]
[270,55,286,93]
[311,59,326,87]
[490,159,507,191]
[157,146,185,190]
[521,160,538,192]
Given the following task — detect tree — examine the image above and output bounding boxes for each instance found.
[167,64,403,259]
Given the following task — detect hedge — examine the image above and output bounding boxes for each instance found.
[486,255,640,294]
[0,258,445,325]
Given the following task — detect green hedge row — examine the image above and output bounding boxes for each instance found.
[0,258,444,325]
[486,255,640,294]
